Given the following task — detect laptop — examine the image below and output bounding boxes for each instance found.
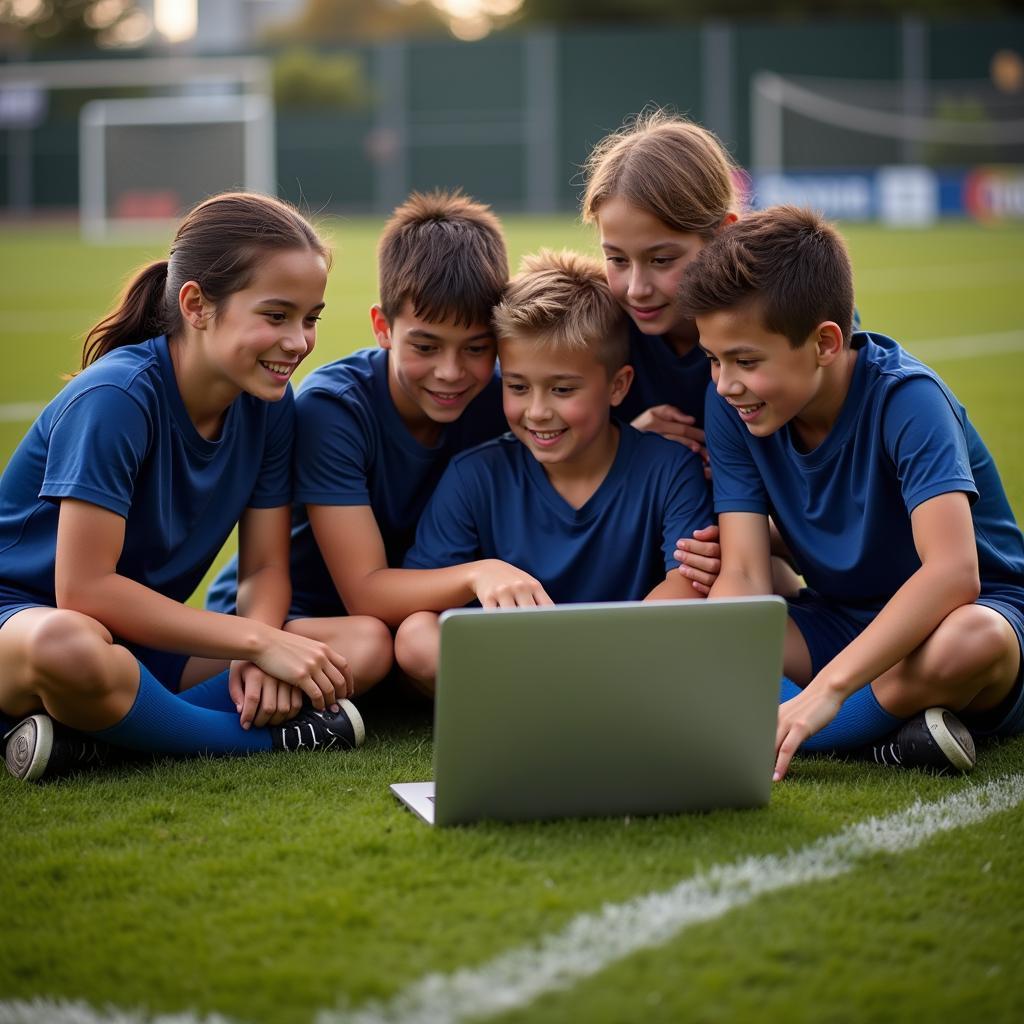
[391,597,786,826]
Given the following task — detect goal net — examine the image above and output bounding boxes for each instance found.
[80,93,274,240]
[751,71,1024,174]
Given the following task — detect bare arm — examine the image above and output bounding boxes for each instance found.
[707,512,774,599]
[54,499,351,708]
[235,505,293,627]
[308,504,551,626]
[645,569,705,602]
[773,491,980,780]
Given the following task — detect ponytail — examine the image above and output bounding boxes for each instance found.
[81,260,176,370]
[78,192,329,373]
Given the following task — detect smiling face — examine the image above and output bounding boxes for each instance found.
[499,336,632,476]
[374,301,497,441]
[698,303,846,443]
[597,196,711,351]
[199,247,327,402]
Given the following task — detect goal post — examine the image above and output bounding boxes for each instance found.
[79,92,275,241]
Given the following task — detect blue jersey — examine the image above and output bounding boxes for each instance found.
[206,346,507,618]
[0,335,294,621]
[404,424,713,603]
[617,322,711,427]
[707,331,1024,609]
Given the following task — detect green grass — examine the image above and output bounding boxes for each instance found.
[1,219,1023,1023]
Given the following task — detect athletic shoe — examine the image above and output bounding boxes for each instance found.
[870,707,976,774]
[271,699,365,753]
[4,714,123,782]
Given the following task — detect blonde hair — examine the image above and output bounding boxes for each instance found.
[492,249,628,372]
[581,109,737,238]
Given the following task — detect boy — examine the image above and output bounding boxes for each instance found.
[394,249,714,692]
[205,190,510,714]
[678,205,1024,781]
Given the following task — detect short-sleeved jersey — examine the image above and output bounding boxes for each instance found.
[707,331,1024,608]
[616,322,711,427]
[206,346,507,618]
[404,424,714,604]
[0,335,294,614]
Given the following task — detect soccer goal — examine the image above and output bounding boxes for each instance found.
[751,71,1024,175]
[80,92,275,240]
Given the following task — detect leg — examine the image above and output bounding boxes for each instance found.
[872,604,1020,719]
[0,607,140,730]
[286,615,393,696]
[394,612,441,697]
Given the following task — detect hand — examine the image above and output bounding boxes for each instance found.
[252,627,354,709]
[673,525,722,596]
[228,661,305,730]
[470,560,555,608]
[773,678,845,782]
[632,405,707,461]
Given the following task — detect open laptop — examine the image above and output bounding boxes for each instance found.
[391,597,786,826]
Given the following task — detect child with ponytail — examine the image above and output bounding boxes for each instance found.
[1,192,391,782]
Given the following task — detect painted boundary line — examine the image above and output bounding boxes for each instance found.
[1,330,1022,427]
[1,773,1022,1024]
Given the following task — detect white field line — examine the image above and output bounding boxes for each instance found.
[1,773,1021,1024]
[0,330,1021,430]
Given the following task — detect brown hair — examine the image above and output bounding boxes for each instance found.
[377,190,508,328]
[492,249,629,372]
[81,192,329,370]
[581,109,737,238]
[678,205,855,348]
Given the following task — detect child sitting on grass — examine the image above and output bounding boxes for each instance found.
[681,205,1024,780]
[395,249,715,693]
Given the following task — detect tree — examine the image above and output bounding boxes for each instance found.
[0,0,144,51]
[271,0,448,44]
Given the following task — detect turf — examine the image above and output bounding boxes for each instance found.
[0,218,1023,1023]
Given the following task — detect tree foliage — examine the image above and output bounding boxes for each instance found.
[0,0,139,51]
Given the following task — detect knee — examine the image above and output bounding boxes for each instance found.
[25,611,124,699]
[346,615,394,687]
[394,612,440,687]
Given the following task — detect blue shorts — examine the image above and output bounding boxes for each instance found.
[787,586,1024,739]
[0,598,188,693]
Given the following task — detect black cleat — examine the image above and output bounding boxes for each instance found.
[4,714,126,782]
[870,707,976,774]
[271,700,365,753]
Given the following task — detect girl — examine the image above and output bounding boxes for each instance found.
[581,109,739,455]
[1,192,391,782]
[581,110,740,595]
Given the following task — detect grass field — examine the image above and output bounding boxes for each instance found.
[1,218,1023,1024]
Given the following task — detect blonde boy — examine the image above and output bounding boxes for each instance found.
[395,250,714,692]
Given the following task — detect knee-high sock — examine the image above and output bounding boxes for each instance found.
[89,663,271,756]
[779,676,903,751]
[177,670,237,713]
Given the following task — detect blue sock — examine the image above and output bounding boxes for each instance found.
[0,711,16,736]
[778,676,904,752]
[177,670,237,713]
[90,662,271,756]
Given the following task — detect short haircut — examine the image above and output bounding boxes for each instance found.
[492,249,629,372]
[581,109,737,238]
[377,190,508,328]
[678,205,855,348]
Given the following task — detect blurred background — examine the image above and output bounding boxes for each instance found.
[0,0,1022,232]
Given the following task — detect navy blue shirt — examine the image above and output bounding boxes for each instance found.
[0,335,294,616]
[206,346,507,617]
[707,331,1024,609]
[404,424,713,604]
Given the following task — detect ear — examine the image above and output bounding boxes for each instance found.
[179,281,212,329]
[608,364,634,407]
[370,305,392,349]
[813,322,845,366]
